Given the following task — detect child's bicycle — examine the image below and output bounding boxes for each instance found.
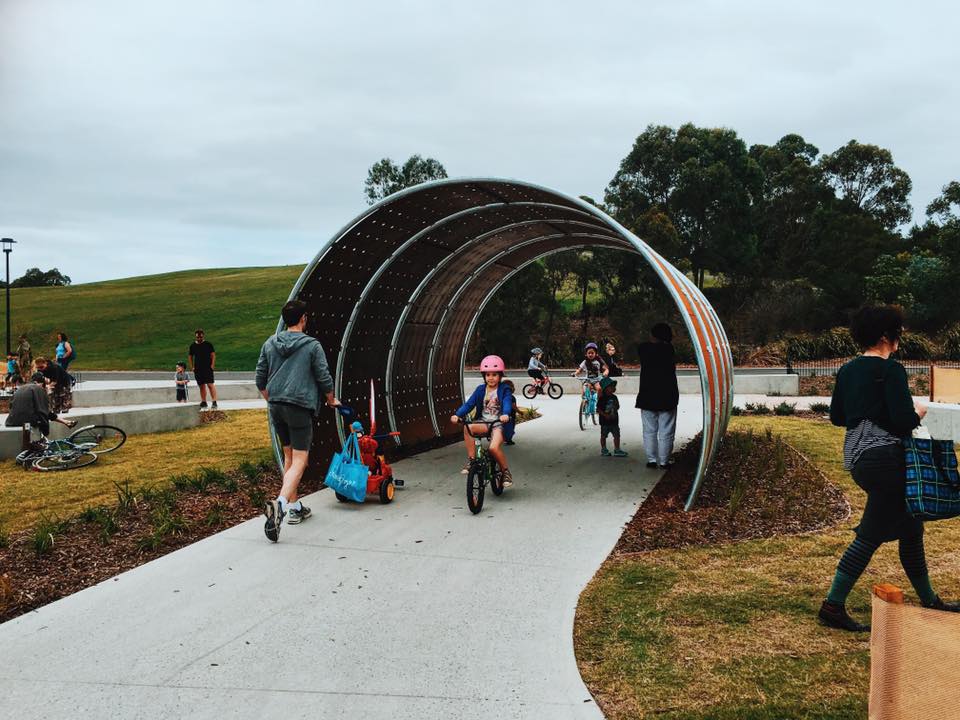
[575,377,600,431]
[15,424,127,471]
[456,418,505,514]
[521,373,563,399]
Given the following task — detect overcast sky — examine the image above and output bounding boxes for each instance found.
[1,0,956,284]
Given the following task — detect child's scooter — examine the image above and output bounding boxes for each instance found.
[333,380,403,505]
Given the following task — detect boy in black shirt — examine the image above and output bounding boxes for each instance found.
[598,377,627,457]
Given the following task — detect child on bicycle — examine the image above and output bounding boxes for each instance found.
[572,342,608,414]
[450,355,514,487]
[598,377,627,457]
[527,347,549,394]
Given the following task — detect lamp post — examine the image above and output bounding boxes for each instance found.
[2,238,14,356]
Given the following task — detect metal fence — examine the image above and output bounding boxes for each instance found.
[786,357,960,377]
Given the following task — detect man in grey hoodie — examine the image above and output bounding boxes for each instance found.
[256,299,340,542]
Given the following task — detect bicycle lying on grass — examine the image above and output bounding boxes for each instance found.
[15,424,127,471]
[456,418,505,514]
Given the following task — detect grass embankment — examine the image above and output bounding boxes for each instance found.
[0,265,302,370]
[0,410,271,533]
[575,417,960,719]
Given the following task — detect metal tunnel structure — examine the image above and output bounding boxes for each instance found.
[277,178,734,509]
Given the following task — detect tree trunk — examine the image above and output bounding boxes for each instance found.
[580,278,589,337]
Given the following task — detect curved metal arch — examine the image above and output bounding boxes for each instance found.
[281,176,733,510]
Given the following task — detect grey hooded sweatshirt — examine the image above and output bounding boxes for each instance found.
[255,331,334,414]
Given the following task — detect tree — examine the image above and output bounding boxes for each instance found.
[605,123,762,288]
[9,267,71,288]
[927,180,960,224]
[818,140,912,229]
[363,155,448,205]
[865,251,954,328]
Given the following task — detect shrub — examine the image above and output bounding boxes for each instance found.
[942,325,960,361]
[774,402,797,416]
[0,523,9,548]
[745,402,771,415]
[204,503,227,527]
[171,474,192,492]
[809,401,831,413]
[730,405,743,416]
[247,486,267,509]
[898,331,937,360]
[150,505,187,538]
[114,480,137,513]
[31,517,67,557]
[136,533,163,552]
[238,462,260,483]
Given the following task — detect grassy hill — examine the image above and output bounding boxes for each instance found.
[0,266,304,370]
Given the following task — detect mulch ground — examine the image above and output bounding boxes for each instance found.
[614,430,850,553]
[0,462,288,623]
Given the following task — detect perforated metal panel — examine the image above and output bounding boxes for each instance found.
[275,178,733,509]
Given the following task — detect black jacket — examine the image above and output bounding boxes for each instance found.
[830,356,919,436]
[635,341,679,411]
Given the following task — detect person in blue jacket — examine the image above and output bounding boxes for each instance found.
[451,354,514,488]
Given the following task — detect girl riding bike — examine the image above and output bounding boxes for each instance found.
[450,354,514,488]
[572,342,608,415]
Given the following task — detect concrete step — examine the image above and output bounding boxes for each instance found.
[70,381,261,408]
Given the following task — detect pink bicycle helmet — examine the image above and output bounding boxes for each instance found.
[479,355,505,372]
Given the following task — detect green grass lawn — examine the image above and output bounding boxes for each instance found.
[575,416,960,719]
[0,265,303,370]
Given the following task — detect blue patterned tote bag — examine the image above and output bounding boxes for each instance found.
[904,437,960,520]
[324,432,369,502]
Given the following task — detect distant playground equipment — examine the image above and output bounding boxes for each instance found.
[930,365,960,403]
[325,381,403,505]
[281,178,733,510]
[16,424,127,471]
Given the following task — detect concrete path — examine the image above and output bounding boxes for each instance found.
[0,395,701,720]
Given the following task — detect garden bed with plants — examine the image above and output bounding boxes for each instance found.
[0,461,284,623]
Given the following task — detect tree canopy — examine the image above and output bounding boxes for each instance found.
[7,267,72,288]
[364,155,448,205]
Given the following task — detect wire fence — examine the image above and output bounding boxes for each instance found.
[786,357,960,377]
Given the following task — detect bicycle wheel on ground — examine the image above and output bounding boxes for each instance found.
[33,451,98,471]
[68,425,126,454]
[15,449,41,467]
[578,399,587,431]
[547,383,563,399]
[490,459,504,496]
[522,383,537,400]
[466,463,485,514]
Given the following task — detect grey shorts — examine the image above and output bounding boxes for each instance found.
[269,402,314,451]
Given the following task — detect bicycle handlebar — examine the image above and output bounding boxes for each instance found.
[455,417,499,439]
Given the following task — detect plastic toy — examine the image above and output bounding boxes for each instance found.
[334,380,403,504]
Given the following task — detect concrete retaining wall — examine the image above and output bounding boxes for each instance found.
[1,403,200,459]
[923,402,960,442]
[72,382,261,408]
[494,373,798,396]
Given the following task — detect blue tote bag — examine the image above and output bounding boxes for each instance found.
[904,437,960,520]
[324,432,369,502]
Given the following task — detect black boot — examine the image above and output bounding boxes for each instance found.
[818,600,870,632]
[922,596,960,612]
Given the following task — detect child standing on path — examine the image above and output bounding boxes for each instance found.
[175,362,190,403]
[598,377,627,457]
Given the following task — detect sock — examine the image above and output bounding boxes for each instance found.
[288,500,302,512]
[827,535,880,604]
[899,535,937,604]
[277,495,288,512]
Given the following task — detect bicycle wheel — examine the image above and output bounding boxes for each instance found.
[33,451,98,471]
[578,398,587,431]
[547,383,563,399]
[466,462,485,514]
[522,383,537,400]
[489,458,504,496]
[68,425,126,454]
[15,449,41,468]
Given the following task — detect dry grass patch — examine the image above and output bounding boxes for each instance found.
[0,409,271,533]
[575,416,960,719]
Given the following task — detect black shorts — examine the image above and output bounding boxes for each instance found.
[176,388,187,401]
[601,424,620,440]
[195,368,215,385]
[269,402,314,451]
[527,369,544,381]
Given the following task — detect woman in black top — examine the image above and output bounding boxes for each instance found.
[821,305,959,632]
[600,341,623,378]
[635,323,680,469]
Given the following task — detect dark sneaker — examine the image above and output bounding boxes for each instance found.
[646,461,658,469]
[263,499,284,542]
[818,600,870,632]
[601,448,611,457]
[504,439,515,445]
[200,401,208,410]
[614,449,628,457]
[287,505,312,525]
[922,596,960,612]
[501,469,513,488]
[211,401,218,410]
